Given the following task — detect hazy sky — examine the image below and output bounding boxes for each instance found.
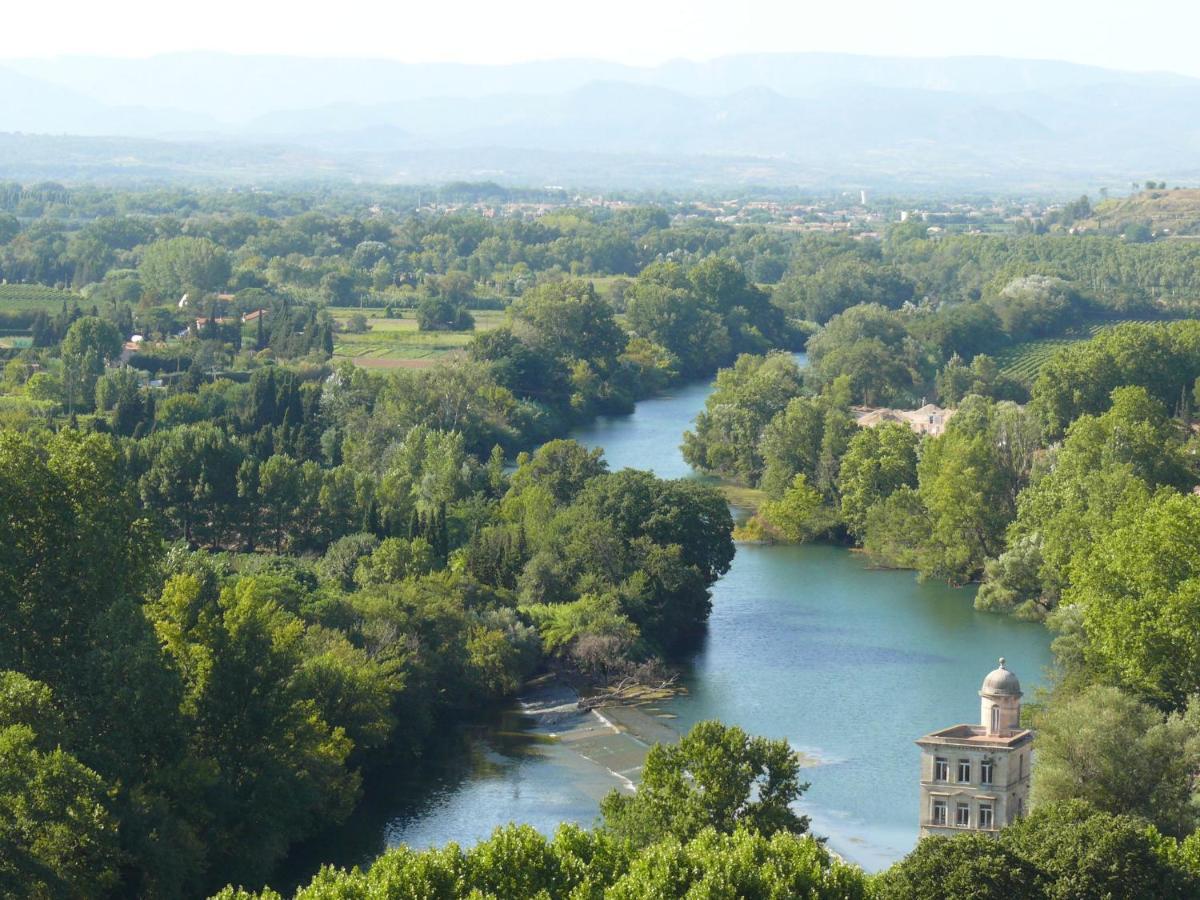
[8,0,1200,76]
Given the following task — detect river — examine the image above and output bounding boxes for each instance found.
[283,357,1054,881]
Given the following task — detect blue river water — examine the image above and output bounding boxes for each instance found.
[568,355,1054,868]
[282,356,1053,882]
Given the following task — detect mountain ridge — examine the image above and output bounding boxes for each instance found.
[0,52,1197,190]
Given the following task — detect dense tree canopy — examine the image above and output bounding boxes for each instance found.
[682,352,806,483]
[5,185,1200,898]
[1031,685,1200,837]
[601,720,810,847]
[1067,492,1200,708]
[140,236,232,299]
[806,304,922,406]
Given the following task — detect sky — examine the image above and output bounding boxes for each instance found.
[6,0,1200,77]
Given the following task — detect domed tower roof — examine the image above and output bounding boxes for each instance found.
[980,658,1022,697]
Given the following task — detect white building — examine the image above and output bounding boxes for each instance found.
[916,658,1033,838]
[854,403,955,437]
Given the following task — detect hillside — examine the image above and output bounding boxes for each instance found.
[1089,188,1200,236]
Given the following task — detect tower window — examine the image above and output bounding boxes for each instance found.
[956,802,970,827]
[1019,753,1025,779]
[979,802,994,829]
[980,760,993,785]
[957,759,971,782]
[991,706,1000,733]
[934,757,949,781]
[932,799,948,826]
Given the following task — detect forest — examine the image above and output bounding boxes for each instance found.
[4,181,1200,897]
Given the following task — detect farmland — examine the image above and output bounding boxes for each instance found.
[995,318,1182,383]
[328,308,504,368]
[0,284,80,311]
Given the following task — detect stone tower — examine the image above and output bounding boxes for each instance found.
[915,658,1033,839]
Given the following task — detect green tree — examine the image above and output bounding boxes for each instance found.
[1031,321,1200,437]
[94,366,148,436]
[1002,801,1196,900]
[761,473,828,542]
[625,266,730,376]
[863,486,931,570]
[149,572,358,886]
[837,422,920,539]
[139,423,244,547]
[0,429,200,893]
[782,256,914,324]
[608,827,867,899]
[60,315,122,413]
[416,293,474,332]
[140,236,230,299]
[688,255,791,358]
[509,279,626,375]
[506,438,607,505]
[682,351,806,483]
[874,834,1044,900]
[0,724,120,899]
[806,304,920,405]
[1068,492,1200,707]
[980,387,1187,618]
[316,533,380,590]
[1031,685,1200,837]
[354,537,436,586]
[600,720,809,847]
[912,398,1038,583]
[990,275,1085,340]
[259,454,302,552]
[758,395,827,498]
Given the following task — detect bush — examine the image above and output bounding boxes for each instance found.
[416,295,474,332]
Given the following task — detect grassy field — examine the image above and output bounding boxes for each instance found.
[329,308,504,368]
[995,318,1170,383]
[0,284,79,311]
[586,275,631,305]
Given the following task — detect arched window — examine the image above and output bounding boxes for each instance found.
[990,705,999,733]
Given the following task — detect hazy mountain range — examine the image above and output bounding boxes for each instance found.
[1,52,1197,191]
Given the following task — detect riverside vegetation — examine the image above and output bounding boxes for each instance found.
[678,273,1200,894]
[3,183,1200,897]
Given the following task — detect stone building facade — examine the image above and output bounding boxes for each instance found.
[916,658,1033,838]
